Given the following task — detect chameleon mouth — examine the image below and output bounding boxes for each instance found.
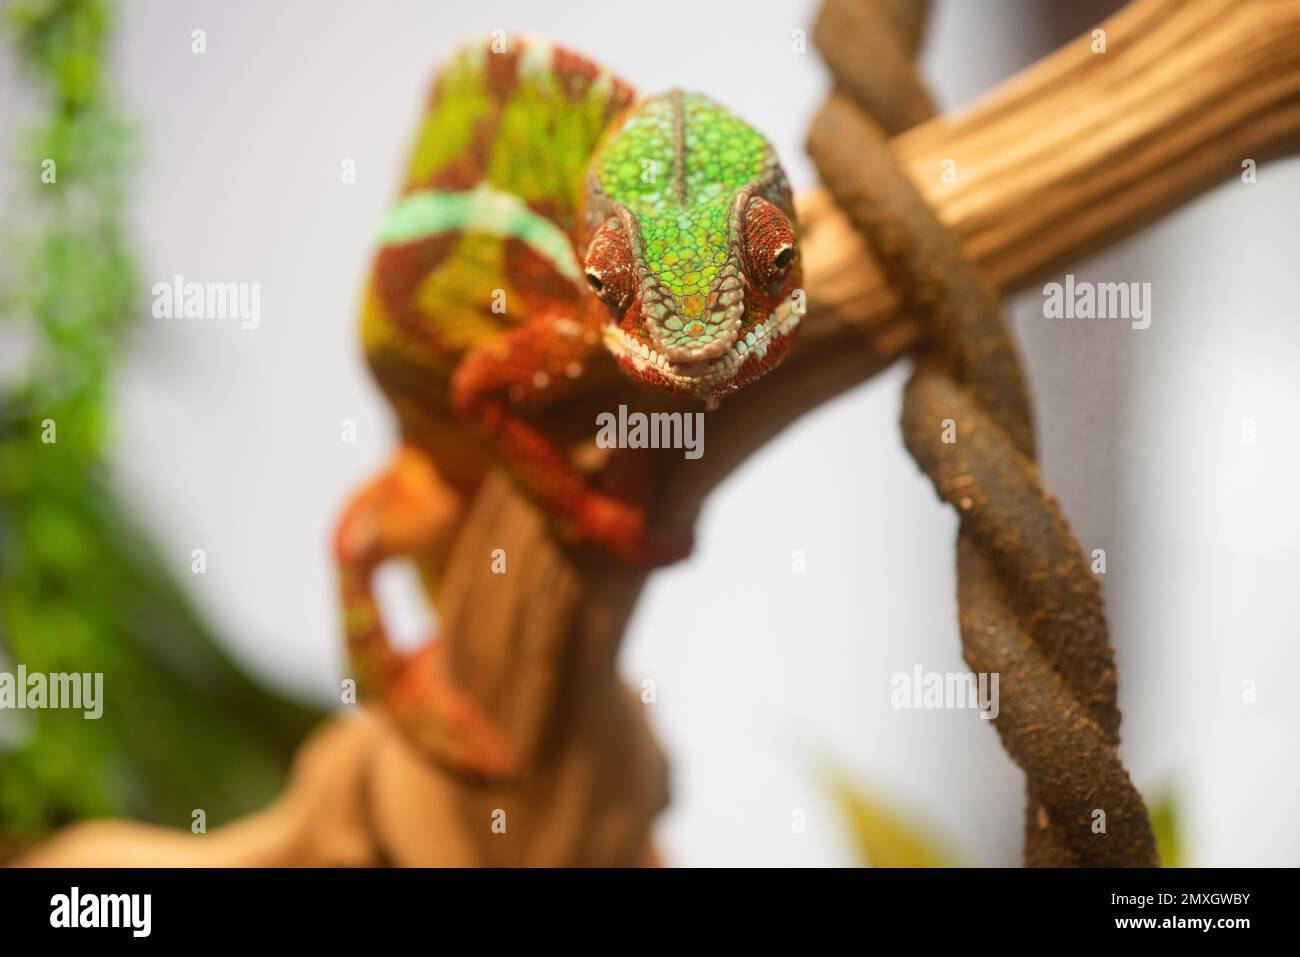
[603,294,801,392]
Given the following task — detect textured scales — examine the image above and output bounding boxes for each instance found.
[594,92,771,356]
[361,36,635,420]
[585,87,802,404]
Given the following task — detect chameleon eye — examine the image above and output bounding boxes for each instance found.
[583,219,634,317]
[742,197,797,294]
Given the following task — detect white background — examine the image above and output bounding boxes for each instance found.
[4,0,1297,866]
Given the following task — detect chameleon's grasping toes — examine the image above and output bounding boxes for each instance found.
[334,35,802,777]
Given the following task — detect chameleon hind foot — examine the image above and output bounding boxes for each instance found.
[378,640,516,781]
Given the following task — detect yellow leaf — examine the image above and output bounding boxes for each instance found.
[827,770,959,868]
[1146,789,1183,868]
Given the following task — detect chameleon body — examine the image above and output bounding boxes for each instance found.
[334,36,802,776]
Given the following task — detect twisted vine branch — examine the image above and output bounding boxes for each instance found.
[809,0,1156,865]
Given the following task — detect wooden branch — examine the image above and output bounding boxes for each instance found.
[805,0,1300,336]
[20,0,1300,867]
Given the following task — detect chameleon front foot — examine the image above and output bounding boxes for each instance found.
[377,640,516,781]
[569,494,694,568]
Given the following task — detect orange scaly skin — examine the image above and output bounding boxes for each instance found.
[335,36,802,777]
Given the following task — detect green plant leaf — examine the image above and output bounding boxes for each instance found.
[0,0,322,851]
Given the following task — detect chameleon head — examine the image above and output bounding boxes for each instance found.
[580,90,802,408]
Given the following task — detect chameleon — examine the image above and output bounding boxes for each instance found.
[334,35,803,778]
